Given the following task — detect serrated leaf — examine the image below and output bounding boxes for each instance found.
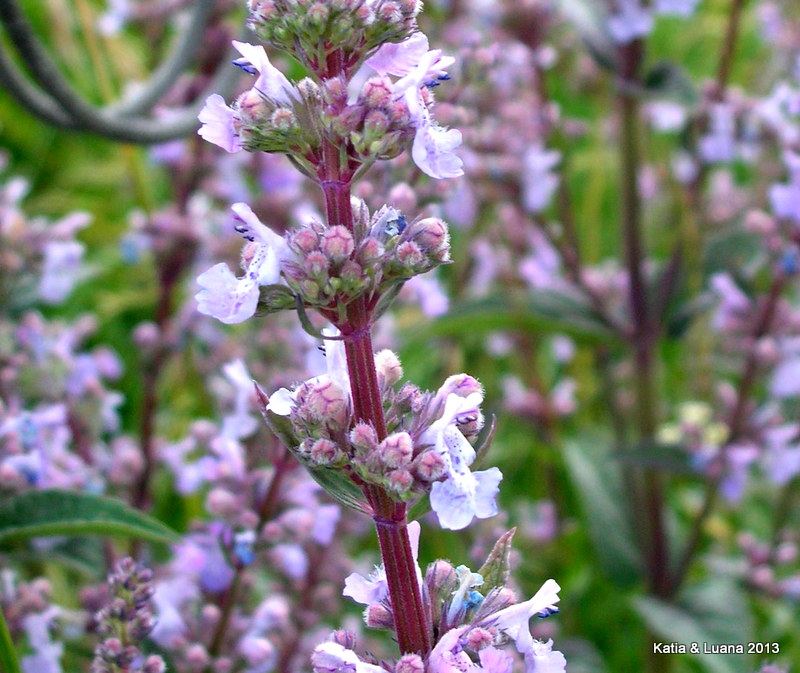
[0,490,178,544]
[632,578,753,673]
[477,528,516,593]
[0,604,21,673]
[564,440,643,587]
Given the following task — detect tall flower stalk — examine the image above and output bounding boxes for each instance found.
[194,1,561,669]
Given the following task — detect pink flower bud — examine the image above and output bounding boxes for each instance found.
[271,108,296,130]
[310,438,340,465]
[185,643,210,667]
[350,422,378,453]
[410,217,449,254]
[304,250,329,277]
[304,380,349,429]
[414,451,446,481]
[387,469,414,493]
[321,226,355,261]
[396,653,424,673]
[396,241,424,267]
[465,627,494,651]
[363,79,393,109]
[374,349,403,386]
[291,228,320,254]
[365,603,395,629]
[379,432,413,468]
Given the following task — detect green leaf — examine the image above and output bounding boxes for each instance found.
[0,604,21,673]
[643,61,700,106]
[0,490,179,544]
[557,0,618,72]
[564,440,643,587]
[477,528,516,593]
[632,578,753,673]
[613,443,695,475]
[305,465,370,514]
[402,292,616,348]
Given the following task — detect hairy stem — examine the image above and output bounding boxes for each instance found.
[320,153,431,655]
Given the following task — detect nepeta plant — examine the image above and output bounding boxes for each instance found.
[194,1,564,670]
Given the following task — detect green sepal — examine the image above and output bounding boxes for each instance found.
[477,527,517,594]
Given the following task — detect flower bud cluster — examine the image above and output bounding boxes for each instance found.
[277,201,451,314]
[247,0,422,76]
[91,558,166,673]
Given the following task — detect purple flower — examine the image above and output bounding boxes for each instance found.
[267,327,351,414]
[411,113,464,180]
[521,145,560,214]
[21,607,63,673]
[762,424,800,485]
[488,579,561,654]
[232,41,299,106]
[522,639,567,673]
[195,203,287,324]
[654,0,700,17]
[198,94,242,153]
[221,358,259,439]
[343,521,421,605]
[420,390,503,530]
[311,642,386,673]
[428,627,514,673]
[367,33,462,179]
[769,151,800,223]
[607,0,653,44]
[699,103,737,163]
[38,240,86,304]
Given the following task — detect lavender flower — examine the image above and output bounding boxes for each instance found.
[607,0,653,44]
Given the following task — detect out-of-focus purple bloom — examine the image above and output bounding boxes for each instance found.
[654,0,700,17]
[403,273,449,316]
[221,359,259,439]
[709,272,750,331]
[198,94,242,153]
[151,576,199,648]
[271,542,309,580]
[607,0,653,44]
[645,101,688,133]
[762,424,800,485]
[769,151,800,223]
[21,607,63,673]
[720,442,759,501]
[38,241,85,304]
[96,0,131,35]
[521,146,560,214]
[699,103,738,163]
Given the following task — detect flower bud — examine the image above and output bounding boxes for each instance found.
[386,468,414,494]
[350,422,378,454]
[378,432,413,468]
[362,78,393,109]
[438,374,483,399]
[206,488,240,518]
[290,228,320,254]
[374,350,403,386]
[409,217,450,258]
[396,654,424,673]
[301,380,349,429]
[413,450,446,481]
[309,438,341,465]
[321,226,355,262]
[330,630,357,650]
[364,603,395,629]
[465,627,494,651]
[304,250,329,277]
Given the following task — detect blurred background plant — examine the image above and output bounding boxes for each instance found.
[2,1,800,673]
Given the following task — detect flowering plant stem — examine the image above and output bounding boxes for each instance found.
[321,166,432,657]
